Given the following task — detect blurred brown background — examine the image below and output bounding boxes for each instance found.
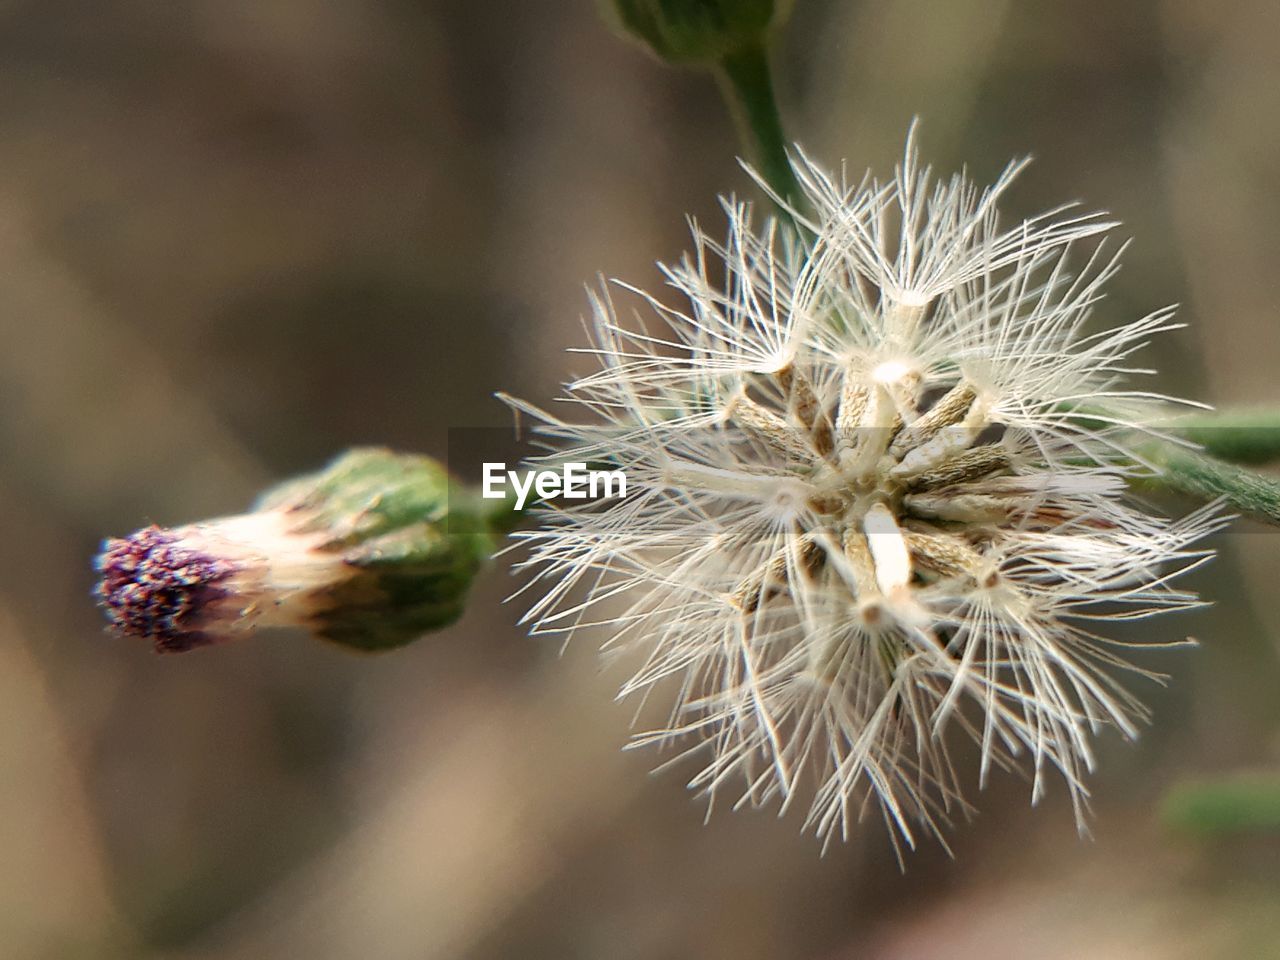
[2,1,1280,958]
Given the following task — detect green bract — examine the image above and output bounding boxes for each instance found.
[257,448,505,651]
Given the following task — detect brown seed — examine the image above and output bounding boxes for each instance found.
[906,444,1010,491]
[890,382,977,458]
[726,389,814,465]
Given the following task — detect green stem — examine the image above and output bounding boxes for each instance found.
[714,40,803,218]
[1165,409,1280,465]
[1162,776,1280,836]
[1131,438,1280,526]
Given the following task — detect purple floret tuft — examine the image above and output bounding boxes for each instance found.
[94,525,237,653]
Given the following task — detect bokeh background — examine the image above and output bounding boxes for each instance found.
[3,1,1280,957]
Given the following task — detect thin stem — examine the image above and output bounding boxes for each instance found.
[1131,438,1280,526]
[714,40,803,218]
[1066,405,1280,525]
[1162,776,1280,835]
[1164,409,1280,465]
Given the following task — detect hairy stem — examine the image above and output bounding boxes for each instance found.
[1132,438,1280,526]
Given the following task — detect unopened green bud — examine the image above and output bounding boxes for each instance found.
[601,0,791,65]
[95,448,508,654]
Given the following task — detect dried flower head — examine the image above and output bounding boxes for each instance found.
[504,132,1222,851]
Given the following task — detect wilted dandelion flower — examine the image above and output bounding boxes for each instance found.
[504,132,1221,851]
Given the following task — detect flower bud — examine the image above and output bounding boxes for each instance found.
[600,0,791,65]
[95,448,505,653]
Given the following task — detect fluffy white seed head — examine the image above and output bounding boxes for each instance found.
[502,132,1221,853]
